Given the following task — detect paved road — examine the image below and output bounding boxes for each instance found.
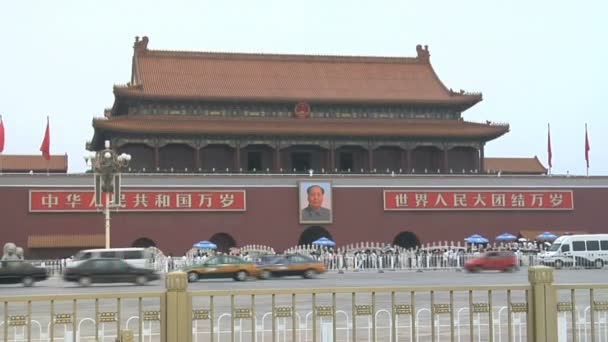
[0,267,605,296]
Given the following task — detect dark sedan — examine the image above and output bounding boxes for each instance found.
[63,258,159,286]
[0,260,48,287]
[255,254,326,279]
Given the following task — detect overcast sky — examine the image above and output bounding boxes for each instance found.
[1,1,606,175]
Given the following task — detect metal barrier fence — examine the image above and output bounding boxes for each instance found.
[0,267,605,342]
[0,292,165,341]
[29,252,551,276]
[189,285,531,342]
[316,253,542,273]
[161,253,543,275]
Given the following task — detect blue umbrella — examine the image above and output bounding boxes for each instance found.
[465,234,489,244]
[536,232,558,241]
[312,237,336,247]
[496,233,517,242]
[193,240,217,249]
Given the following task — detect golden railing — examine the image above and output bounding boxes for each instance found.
[187,285,531,342]
[0,266,605,342]
[0,292,165,341]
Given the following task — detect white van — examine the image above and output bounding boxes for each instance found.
[68,248,152,269]
[539,234,608,269]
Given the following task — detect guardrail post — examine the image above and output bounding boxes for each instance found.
[527,266,557,342]
[116,330,134,342]
[166,271,191,342]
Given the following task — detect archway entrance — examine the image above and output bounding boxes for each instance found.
[210,233,237,253]
[393,231,420,249]
[298,226,333,246]
[131,237,156,248]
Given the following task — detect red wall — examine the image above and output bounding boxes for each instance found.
[1,183,606,258]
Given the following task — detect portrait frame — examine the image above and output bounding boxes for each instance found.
[298,180,333,224]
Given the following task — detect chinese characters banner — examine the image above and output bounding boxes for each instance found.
[384,190,573,211]
[29,190,246,212]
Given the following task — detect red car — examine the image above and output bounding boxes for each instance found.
[465,251,518,272]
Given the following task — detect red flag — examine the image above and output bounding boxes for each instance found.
[585,124,590,168]
[0,115,4,153]
[40,117,50,160]
[547,123,552,168]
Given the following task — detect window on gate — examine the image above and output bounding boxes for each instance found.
[339,152,354,171]
[587,241,600,251]
[247,152,262,171]
[572,241,586,251]
[291,152,311,171]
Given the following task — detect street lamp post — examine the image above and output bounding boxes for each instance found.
[85,140,131,249]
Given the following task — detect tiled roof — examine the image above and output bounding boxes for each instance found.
[0,154,68,173]
[93,116,509,139]
[28,234,105,248]
[484,157,547,174]
[113,36,482,107]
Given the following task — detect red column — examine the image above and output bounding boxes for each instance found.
[274,145,281,172]
[479,145,485,173]
[406,148,413,173]
[330,144,336,172]
[194,148,201,171]
[443,148,449,173]
[154,146,160,170]
[234,143,241,171]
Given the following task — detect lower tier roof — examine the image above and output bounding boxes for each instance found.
[91,115,509,147]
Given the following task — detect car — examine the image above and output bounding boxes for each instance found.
[63,258,160,286]
[464,251,518,273]
[182,255,259,282]
[0,260,48,287]
[68,247,152,269]
[255,254,327,279]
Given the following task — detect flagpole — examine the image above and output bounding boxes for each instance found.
[0,114,3,174]
[547,123,552,175]
[585,123,589,177]
[44,115,51,176]
[46,116,50,175]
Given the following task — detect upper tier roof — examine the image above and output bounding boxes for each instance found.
[113,36,482,108]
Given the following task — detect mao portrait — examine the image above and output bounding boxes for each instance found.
[299,181,333,224]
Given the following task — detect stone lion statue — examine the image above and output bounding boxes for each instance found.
[2,242,19,260]
[15,247,24,260]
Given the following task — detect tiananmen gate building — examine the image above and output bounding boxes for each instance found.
[1,36,605,258]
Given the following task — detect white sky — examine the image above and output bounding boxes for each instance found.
[1,1,606,174]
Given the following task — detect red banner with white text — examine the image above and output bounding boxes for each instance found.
[29,190,246,212]
[384,190,573,211]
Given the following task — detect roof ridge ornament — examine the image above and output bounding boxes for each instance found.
[134,36,149,53]
[416,44,430,63]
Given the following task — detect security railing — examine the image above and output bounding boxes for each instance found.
[0,292,165,341]
[188,285,531,342]
[0,266,603,342]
